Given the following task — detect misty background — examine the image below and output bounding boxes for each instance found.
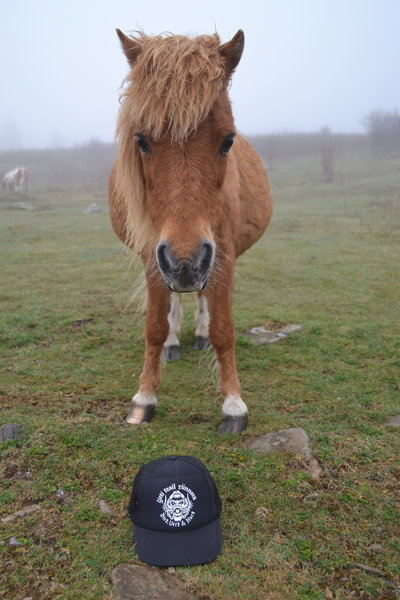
[0,0,399,190]
[1,0,400,149]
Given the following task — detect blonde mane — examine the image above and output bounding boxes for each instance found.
[114,32,229,255]
[119,32,227,142]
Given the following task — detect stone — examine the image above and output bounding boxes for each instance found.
[9,537,23,546]
[12,202,34,210]
[244,324,302,345]
[255,507,270,519]
[1,504,40,523]
[307,457,323,480]
[0,423,21,442]
[55,489,66,504]
[247,427,322,479]
[83,202,102,213]
[111,563,197,600]
[97,500,114,515]
[386,414,400,427]
[247,427,313,459]
[369,542,384,553]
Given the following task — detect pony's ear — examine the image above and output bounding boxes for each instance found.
[219,30,245,76]
[116,29,141,66]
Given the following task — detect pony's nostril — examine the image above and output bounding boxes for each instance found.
[156,241,173,276]
[199,240,215,275]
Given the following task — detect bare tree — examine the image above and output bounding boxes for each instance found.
[320,127,334,183]
[362,110,400,153]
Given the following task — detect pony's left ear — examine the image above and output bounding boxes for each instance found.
[219,30,245,76]
[116,29,141,66]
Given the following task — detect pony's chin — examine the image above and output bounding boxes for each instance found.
[165,279,208,293]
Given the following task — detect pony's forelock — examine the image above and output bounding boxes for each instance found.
[118,32,227,142]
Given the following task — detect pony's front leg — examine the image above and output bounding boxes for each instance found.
[206,272,248,434]
[126,280,170,424]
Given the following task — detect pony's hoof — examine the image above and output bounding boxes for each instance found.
[163,345,181,361]
[193,336,211,350]
[126,403,155,425]
[218,415,248,434]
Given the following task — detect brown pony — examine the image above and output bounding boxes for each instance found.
[109,29,273,433]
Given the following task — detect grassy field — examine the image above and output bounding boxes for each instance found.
[0,147,399,599]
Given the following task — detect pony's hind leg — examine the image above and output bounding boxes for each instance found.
[193,292,211,350]
[163,292,182,361]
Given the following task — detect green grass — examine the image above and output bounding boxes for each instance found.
[1,150,399,599]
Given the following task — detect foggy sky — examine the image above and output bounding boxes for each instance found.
[1,0,399,149]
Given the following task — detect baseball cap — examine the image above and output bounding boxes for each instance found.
[128,455,222,567]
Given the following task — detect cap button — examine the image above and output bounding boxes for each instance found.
[169,456,178,461]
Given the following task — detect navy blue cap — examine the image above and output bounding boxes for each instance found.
[128,455,222,567]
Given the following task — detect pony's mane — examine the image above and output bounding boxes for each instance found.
[118,32,227,142]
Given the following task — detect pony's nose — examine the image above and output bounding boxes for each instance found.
[156,240,215,292]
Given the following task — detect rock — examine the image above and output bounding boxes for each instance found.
[307,457,323,480]
[97,499,114,515]
[83,202,102,214]
[351,562,386,577]
[244,324,302,345]
[369,542,384,553]
[386,414,400,427]
[55,489,66,504]
[1,504,40,523]
[247,427,322,479]
[247,427,313,459]
[12,202,34,210]
[255,507,270,519]
[0,423,21,442]
[9,537,23,546]
[111,563,197,600]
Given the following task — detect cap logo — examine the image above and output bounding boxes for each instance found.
[156,483,197,528]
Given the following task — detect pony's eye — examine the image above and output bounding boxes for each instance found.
[220,133,235,156]
[135,134,150,154]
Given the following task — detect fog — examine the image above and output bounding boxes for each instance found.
[1,0,399,150]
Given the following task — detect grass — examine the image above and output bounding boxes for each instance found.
[0,148,399,599]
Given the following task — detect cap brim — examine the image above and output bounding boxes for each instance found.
[134,518,222,567]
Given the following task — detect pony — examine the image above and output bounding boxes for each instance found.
[108,29,273,433]
[3,167,29,191]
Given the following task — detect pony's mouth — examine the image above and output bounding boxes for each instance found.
[156,239,215,293]
[165,277,209,293]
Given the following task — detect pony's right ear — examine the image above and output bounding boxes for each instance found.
[116,29,141,66]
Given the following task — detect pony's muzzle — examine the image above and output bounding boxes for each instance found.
[156,240,215,293]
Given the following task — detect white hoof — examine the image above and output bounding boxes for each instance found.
[222,394,248,418]
[126,393,157,424]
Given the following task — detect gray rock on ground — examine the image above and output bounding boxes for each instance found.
[97,499,114,515]
[111,564,197,600]
[12,202,34,210]
[1,504,40,523]
[246,427,322,479]
[0,423,21,442]
[386,414,400,427]
[244,324,302,345]
[83,202,102,213]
